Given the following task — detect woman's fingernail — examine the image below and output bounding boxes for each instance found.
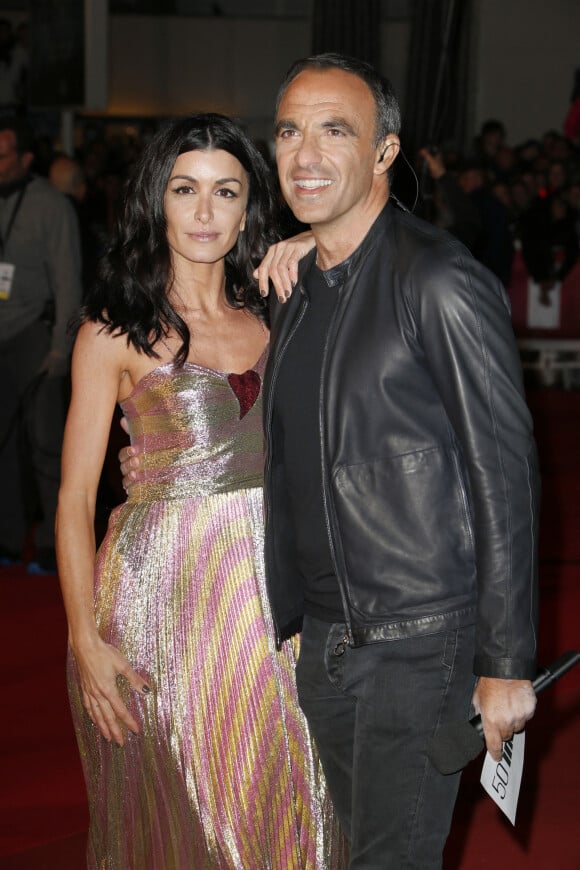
[142,685,151,694]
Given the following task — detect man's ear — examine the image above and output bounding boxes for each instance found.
[375,137,400,174]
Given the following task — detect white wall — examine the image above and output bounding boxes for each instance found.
[472,0,580,144]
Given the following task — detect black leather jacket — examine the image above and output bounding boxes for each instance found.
[263,204,539,680]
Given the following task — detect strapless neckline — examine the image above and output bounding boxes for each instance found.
[122,343,269,405]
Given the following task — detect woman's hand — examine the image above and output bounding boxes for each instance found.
[73,635,152,746]
[254,231,315,302]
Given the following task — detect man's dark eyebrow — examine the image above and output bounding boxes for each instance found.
[275,119,299,135]
[321,118,358,136]
[274,117,359,137]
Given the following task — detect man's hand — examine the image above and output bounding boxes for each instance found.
[472,676,537,761]
[253,231,315,302]
[119,444,142,490]
[118,415,144,489]
[418,147,447,180]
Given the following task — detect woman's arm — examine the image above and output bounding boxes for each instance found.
[56,321,150,747]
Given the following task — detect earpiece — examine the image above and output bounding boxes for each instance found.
[378,141,395,162]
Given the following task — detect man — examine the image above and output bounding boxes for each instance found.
[0,117,82,572]
[120,54,538,868]
[49,152,87,202]
[418,147,514,286]
[49,152,104,299]
[261,54,538,868]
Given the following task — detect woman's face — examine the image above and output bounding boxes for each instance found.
[164,148,249,269]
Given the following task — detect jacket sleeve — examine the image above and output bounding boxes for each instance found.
[412,240,539,680]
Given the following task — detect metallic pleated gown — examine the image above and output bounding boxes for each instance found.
[67,349,346,869]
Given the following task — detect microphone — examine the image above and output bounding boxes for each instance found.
[427,650,580,775]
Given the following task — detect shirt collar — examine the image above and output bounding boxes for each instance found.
[318,255,353,288]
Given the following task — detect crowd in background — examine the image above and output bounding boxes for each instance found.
[416,118,580,298]
[32,111,580,311]
[1,102,579,575]
[0,9,579,304]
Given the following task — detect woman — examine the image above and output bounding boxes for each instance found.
[56,113,345,869]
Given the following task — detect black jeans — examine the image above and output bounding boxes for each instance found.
[296,615,476,869]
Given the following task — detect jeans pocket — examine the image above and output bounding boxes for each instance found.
[441,629,458,671]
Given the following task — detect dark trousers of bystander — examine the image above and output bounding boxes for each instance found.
[0,319,66,563]
[296,614,477,869]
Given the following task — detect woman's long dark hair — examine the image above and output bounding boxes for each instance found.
[82,113,280,365]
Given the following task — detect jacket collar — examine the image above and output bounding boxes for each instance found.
[296,200,395,292]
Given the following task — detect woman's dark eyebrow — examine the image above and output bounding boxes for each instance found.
[168,174,243,185]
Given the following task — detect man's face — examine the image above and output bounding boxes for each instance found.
[274,68,397,242]
[0,130,31,185]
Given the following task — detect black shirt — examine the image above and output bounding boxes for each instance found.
[272,260,345,622]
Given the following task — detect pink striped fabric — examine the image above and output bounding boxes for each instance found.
[67,354,347,869]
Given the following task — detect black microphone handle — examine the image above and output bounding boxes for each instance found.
[427,650,580,775]
[471,649,580,737]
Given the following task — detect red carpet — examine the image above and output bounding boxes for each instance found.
[1,389,579,868]
[0,567,88,867]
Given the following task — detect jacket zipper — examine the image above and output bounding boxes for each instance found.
[264,291,309,648]
[319,292,354,646]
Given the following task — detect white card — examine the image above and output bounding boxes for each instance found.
[480,731,525,825]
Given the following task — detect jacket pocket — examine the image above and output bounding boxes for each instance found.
[332,446,476,619]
